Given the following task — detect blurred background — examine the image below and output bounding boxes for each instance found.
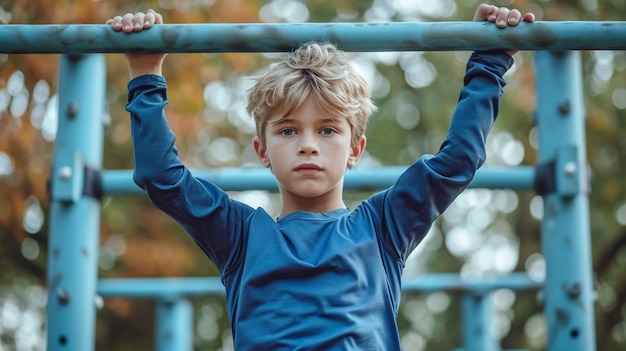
[1,0,625,350]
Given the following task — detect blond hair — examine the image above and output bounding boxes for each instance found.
[247,42,377,148]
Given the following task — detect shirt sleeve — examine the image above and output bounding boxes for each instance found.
[125,75,252,273]
[370,51,513,262]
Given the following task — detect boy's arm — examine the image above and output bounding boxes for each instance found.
[426,4,534,174]
[376,4,534,260]
[427,52,511,179]
[125,74,249,273]
[379,52,511,260]
[108,11,250,273]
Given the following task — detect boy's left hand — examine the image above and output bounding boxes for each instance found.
[473,4,536,56]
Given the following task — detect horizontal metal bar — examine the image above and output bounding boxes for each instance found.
[98,277,226,299]
[1,21,625,54]
[101,166,536,195]
[97,273,543,299]
[401,273,543,294]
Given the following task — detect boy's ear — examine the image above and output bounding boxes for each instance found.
[253,136,271,168]
[347,136,366,169]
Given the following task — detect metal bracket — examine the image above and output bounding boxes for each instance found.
[534,145,590,198]
[49,150,102,202]
[83,164,103,199]
[534,160,556,196]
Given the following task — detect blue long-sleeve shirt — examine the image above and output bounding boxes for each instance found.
[126,52,512,350]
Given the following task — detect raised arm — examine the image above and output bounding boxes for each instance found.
[107,10,252,273]
[375,4,535,260]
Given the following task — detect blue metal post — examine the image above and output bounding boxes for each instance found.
[461,293,498,351]
[534,51,596,351]
[46,54,105,351]
[156,298,193,351]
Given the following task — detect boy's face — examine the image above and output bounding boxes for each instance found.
[253,95,365,209]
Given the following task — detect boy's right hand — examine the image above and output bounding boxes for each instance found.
[106,9,168,79]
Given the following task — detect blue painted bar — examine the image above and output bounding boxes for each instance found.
[535,51,596,351]
[400,272,543,294]
[101,166,536,195]
[156,299,193,351]
[98,277,226,298]
[46,55,106,351]
[97,273,542,299]
[0,22,626,54]
[461,293,497,351]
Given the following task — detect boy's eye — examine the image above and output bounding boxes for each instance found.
[320,128,335,135]
[280,128,295,136]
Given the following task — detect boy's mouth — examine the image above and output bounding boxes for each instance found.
[294,163,323,172]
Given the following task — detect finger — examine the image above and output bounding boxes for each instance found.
[146,9,164,24]
[495,7,509,28]
[121,13,135,33]
[473,4,497,22]
[107,15,123,31]
[132,12,146,31]
[144,9,163,27]
[507,9,522,26]
[486,5,498,22]
[142,12,155,28]
[523,12,536,23]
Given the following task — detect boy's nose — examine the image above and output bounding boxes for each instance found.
[298,133,319,155]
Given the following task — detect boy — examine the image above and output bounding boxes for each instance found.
[107,4,534,350]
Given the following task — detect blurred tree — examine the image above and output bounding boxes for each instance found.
[1,0,625,350]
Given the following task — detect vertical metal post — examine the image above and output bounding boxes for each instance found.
[46,54,105,351]
[534,51,596,351]
[461,293,498,351]
[156,298,193,351]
